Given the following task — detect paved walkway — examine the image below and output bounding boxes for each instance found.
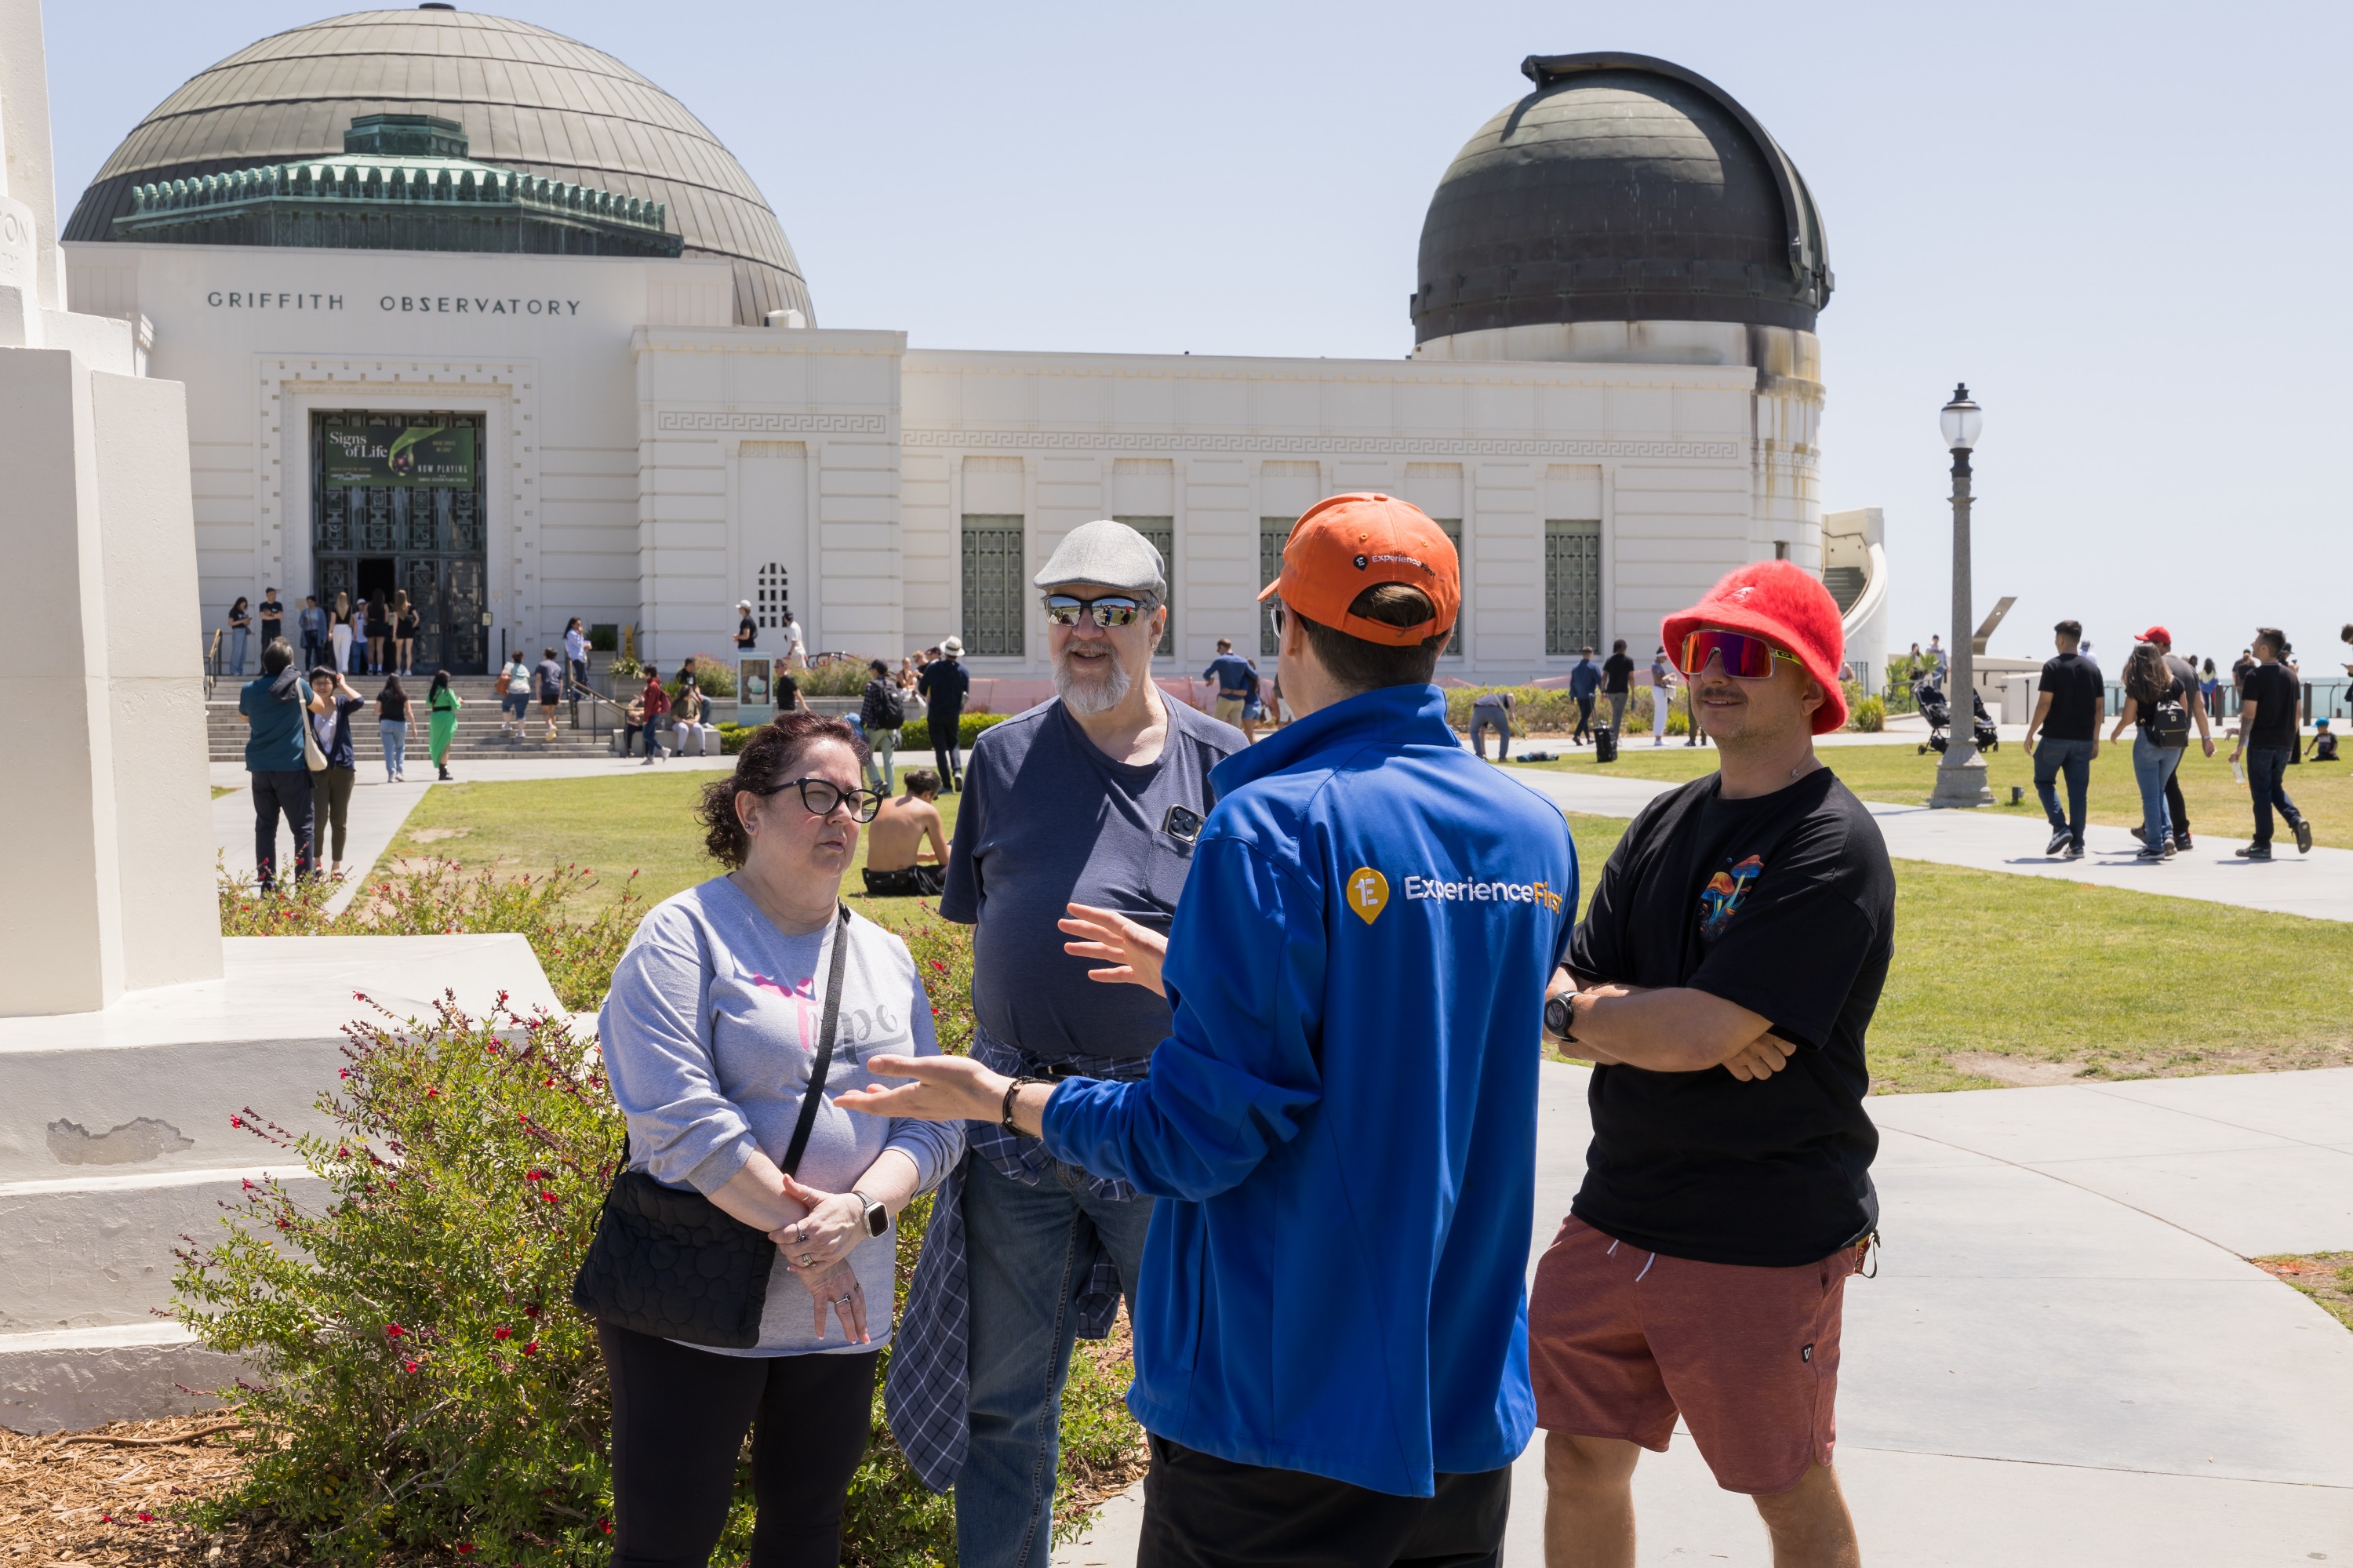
[209,754,732,915]
[1501,766,2353,923]
[1057,1064,2353,1567]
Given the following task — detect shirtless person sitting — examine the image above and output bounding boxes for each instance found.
[861,768,949,897]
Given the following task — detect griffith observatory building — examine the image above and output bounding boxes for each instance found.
[63,7,1888,687]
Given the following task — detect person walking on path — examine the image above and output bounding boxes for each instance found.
[376,674,412,783]
[329,591,355,675]
[845,494,1572,1568]
[224,596,251,677]
[2111,642,2193,863]
[1649,646,1677,746]
[2202,657,2222,721]
[860,769,949,897]
[917,637,970,791]
[1924,633,1946,678]
[1602,639,1636,734]
[2022,619,2104,859]
[735,598,758,653]
[1203,638,1257,729]
[1471,686,1517,761]
[426,669,462,781]
[256,590,282,666]
[364,592,391,676]
[1533,562,1893,1568]
[869,518,1242,1568]
[2133,626,2216,853]
[1569,647,1601,745]
[782,611,808,670]
[593,714,962,1568]
[238,639,315,890]
[637,667,671,766]
[2232,629,2311,859]
[298,595,325,673]
[536,646,566,740]
[307,666,365,879]
[392,591,418,676]
[860,658,905,792]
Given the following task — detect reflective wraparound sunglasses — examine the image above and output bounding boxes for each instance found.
[764,777,886,822]
[1677,629,1804,681]
[1044,594,1150,629]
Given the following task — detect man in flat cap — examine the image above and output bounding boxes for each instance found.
[886,519,1245,1568]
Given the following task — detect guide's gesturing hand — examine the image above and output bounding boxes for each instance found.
[1059,903,1169,995]
[835,1055,1010,1124]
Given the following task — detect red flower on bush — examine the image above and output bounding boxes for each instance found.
[403,1359,419,1373]
[137,1511,155,1523]
[523,1303,541,1318]
[526,1170,546,1183]
[384,1322,406,1339]
[492,1324,513,1341]
[540,1190,559,1204]
[424,1086,439,1099]
[522,1340,539,1356]
[455,1544,476,1556]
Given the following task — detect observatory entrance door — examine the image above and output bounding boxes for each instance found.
[310,411,489,674]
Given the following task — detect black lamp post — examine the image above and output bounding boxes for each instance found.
[1929,384,1991,807]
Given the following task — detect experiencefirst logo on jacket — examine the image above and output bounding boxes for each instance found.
[1345,866,1565,925]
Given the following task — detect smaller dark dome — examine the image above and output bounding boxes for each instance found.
[1414,53,1831,343]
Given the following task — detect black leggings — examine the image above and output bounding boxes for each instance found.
[598,1322,878,1568]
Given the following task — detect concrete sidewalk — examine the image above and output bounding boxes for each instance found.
[209,753,733,915]
[1056,1065,2353,1566]
[1500,766,2353,922]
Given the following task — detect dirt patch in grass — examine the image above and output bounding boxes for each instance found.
[2251,1253,2353,1331]
[402,826,470,843]
[0,1415,306,1566]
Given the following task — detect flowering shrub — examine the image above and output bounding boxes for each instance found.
[219,858,642,1013]
[193,880,1142,1563]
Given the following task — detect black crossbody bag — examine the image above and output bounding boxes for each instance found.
[572,904,853,1348]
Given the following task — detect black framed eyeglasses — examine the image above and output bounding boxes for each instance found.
[765,777,885,822]
[1044,594,1150,629]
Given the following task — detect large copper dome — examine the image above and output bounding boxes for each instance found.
[64,7,810,327]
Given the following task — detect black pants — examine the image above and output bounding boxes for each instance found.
[932,719,962,790]
[1136,1435,1507,1568]
[1571,695,1594,742]
[598,1322,878,1568]
[2162,764,2190,845]
[249,769,315,889]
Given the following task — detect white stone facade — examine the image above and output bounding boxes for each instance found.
[65,240,1845,681]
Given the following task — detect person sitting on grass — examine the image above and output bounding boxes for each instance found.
[861,769,950,898]
[2308,717,2340,766]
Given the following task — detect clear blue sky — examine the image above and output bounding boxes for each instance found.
[42,0,2353,675]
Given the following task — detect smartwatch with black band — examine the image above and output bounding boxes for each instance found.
[1544,991,1577,1043]
[852,1189,889,1239]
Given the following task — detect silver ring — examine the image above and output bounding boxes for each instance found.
[833,1294,853,1305]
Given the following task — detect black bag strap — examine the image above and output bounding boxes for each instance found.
[780,903,854,1179]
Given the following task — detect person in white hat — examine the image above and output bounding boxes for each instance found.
[918,637,970,790]
[734,599,757,654]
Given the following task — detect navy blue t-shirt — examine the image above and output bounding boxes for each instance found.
[941,697,1244,1060]
[1201,654,1257,700]
[918,658,969,724]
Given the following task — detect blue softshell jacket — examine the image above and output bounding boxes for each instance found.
[1042,684,1577,1496]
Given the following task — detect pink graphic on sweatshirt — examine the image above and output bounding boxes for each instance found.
[749,972,818,1051]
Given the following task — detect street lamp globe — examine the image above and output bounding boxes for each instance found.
[1940,384,1983,451]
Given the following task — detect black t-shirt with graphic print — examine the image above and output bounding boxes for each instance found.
[1566,768,1895,1266]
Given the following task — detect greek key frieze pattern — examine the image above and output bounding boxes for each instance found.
[656,411,889,435]
[901,428,1739,460]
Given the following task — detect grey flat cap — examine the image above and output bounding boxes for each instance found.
[1034,518,1166,598]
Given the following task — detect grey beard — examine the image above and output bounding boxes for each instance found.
[1054,653,1132,716]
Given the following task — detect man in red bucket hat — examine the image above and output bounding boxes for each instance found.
[1529,561,1894,1568]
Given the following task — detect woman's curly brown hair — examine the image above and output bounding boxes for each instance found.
[696,711,865,868]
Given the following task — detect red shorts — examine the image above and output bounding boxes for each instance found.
[1528,1215,1863,1495]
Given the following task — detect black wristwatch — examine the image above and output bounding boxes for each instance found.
[852,1189,889,1239]
[1544,991,1577,1043]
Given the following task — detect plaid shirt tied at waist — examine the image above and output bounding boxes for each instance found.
[884,1025,1150,1493]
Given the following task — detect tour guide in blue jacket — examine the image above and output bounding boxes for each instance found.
[844,493,1576,1563]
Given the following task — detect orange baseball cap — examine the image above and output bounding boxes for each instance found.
[1257,493,1460,646]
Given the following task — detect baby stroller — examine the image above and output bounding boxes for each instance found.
[1915,675,1999,755]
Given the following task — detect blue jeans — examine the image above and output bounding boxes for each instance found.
[2032,737,2097,847]
[380,719,407,778]
[227,627,248,675]
[2247,747,2302,847]
[957,1155,1155,1568]
[2131,736,2184,849]
[1470,713,1509,760]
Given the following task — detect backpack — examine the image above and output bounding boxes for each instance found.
[2144,680,2191,747]
[877,680,907,728]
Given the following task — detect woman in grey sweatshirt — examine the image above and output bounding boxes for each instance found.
[595,713,962,1566]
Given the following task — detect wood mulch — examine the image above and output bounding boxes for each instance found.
[2253,1253,2353,1331]
[0,1416,302,1567]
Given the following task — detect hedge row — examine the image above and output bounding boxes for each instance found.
[718,711,1010,755]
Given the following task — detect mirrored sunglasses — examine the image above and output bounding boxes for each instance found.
[1678,629,1802,680]
[1044,595,1147,629]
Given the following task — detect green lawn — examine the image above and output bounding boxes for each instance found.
[373,778,2353,1093]
[380,773,958,934]
[1520,740,2353,849]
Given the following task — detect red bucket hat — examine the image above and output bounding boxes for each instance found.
[1661,562,1849,734]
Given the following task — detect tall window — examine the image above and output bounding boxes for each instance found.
[755,561,791,630]
[1544,519,1602,656]
[1116,516,1175,657]
[961,515,1024,657]
[1433,519,1464,657]
[1260,518,1290,655]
